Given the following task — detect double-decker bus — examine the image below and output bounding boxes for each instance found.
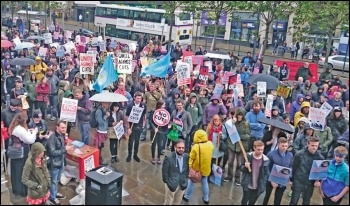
[94,4,193,48]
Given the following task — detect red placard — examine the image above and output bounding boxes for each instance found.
[153,109,170,127]
[228,75,237,90]
[275,60,318,83]
[182,51,194,58]
[192,56,204,65]
[222,71,234,84]
[197,66,209,87]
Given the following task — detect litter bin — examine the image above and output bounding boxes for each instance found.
[277,46,285,56]
[85,166,123,205]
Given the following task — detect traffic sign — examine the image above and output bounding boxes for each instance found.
[152,109,170,127]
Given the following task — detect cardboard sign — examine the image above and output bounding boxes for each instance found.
[38,47,47,57]
[228,75,237,90]
[257,81,267,98]
[204,61,213,72]
[236,83,244,97]
[152,109,171,127]
[113,121,124,140]
[43,33,52,44]
[56,49,65,58]
[222,71,234,84]
[79,53,94,75]
[225,123,240,144]
[265,94,274,118]
[128,106,145,124]
[84,155,95,173]
[53,32,59,40]
[277,84,291,98]
[213,84,224,95]
[117,53,132,74]
[197,66,209,86]
[65,30,72,39]
[172,118,183,132]
[192,56,204,65]
[87,51,97,63]
[60,98,78,122]
[320,102,333,116]
[184,56,193,71]
[268,164,292,186]
[176,62,191,86]
[309,107,327,131]
[275,59,318,83]
[309,160,331,180]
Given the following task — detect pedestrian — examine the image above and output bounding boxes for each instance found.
[183,130,214,204]
[45,68,60,121]
[22,142,51,205]
[74,89,93,145]
[162,139,189,205]
[93,101,110,165]
[46,121,67,205]
[79,14,82,24]
[289,136,325,205]
[319,146,349,205]
[36,76,50,119]
[245,100,266,150]
[206,114,224,169]
[240,140,270,205]
[262,137,293,205]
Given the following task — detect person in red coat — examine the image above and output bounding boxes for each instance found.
[36,77,50,119]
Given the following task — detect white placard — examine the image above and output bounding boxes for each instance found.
[84,155,95,173]
[65,30,72,39]
[184,56,193,71]
[127,106,145,124]
[176,62,191,86]
[236,83,244,97]
[117,53,132,74]
[60,98,78,122]
[265,94,274,118]
[320,102,333,116]
[38,47,47,57]
[113,121,124,140]
[43,33,52,44]
[152,109,171,127]
[204,61,212,72]
[79,53,94,75]
[87,50,97,63]
[257,81,267,97]
[309,107,327,131]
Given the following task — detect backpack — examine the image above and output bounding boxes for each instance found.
[89,108,105,128]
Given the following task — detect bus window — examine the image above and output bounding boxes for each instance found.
[117,9,130,19]
[179,35,189,40]
[106,24,117,37]
[116,29,131,40]
[95,7,106,16]
[183,30,187,34]
[106,8,117,18]
[133,11,146,21]
[147,12,162,23]
[179,13,191,21]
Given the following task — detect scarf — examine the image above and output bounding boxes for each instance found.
[208,125,222,142]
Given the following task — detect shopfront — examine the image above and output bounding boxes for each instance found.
[230,12,259,43]
[272,21,288,44]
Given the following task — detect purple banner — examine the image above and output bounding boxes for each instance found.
[201,11,227,27]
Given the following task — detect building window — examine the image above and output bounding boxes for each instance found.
[179,35,190,40]
[203,25,225,38]
[95,7,106,16]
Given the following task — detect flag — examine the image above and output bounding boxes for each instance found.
[93,55,118,93]
[140,52,171,78]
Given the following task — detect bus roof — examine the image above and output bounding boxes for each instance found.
[96,4,166,13]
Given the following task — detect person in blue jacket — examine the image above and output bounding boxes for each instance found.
[245,100,266,151]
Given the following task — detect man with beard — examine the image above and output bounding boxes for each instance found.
[245,100,266,150]
[162,140,189,205]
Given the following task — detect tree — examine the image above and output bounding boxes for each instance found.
[239,1,293,55]
[292,1,349,70]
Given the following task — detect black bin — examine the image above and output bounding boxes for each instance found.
[85,166,123,205]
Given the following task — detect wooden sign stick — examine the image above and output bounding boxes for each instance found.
[151,126,159,144]
[238,140,251,172]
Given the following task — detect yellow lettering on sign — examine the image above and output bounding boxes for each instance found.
[277,85,291,98]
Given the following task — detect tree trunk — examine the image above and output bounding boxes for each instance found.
[262,22,271,55]
[26,2,30,31]
[323,34,333,71]
[195,20,199,50]
[211,24,219,51]
[167,14,174,54]
[44,2,47,32]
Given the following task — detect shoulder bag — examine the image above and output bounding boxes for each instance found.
[7,136,24,159]
[188,144,202,183]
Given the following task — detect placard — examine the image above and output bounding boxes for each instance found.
[277,84,291,98]
[213,84,224,95]
[225,123,240,144]
[60,98,78,122]
[79,53,94,75]
[38,47,47,57]
[309,107,327,131]
[192,56,204,65]
[236,83,244,97]
[265,94,274,118]
[87,50,97,63]
[43,33,52,44]
[53,32,59,40]
[117,53,132,74]
[98,42,106,52]
[56,49,65,58]
[152,109,170,127]
[184,56,193,71]
[222,71,234,84]
[268,164,292,186]
[176,62,191,86]
[84,155,95,173]
[65,30,72,39]
[204,61,213,72]
[127,106,145,124]
[113,121,124,140]
[320,102,333,116]
[309,160,330,180]
[80,36,86,45]
[257,81,267,97]
[172,118,183,132]
[228,75,237,90]
[209,164,223,186]
[197,66,209,86]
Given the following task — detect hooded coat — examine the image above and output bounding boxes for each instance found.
[190,130,214,176]
[184,93,203,126]
[312,86,324,103]
[68,72,89,95]
[294,101,311,127]
[289,94,304,122]
[202,94,228,125]
[166,88,180,114]
[30,56,48,81]
[26,73,38,102]
[22,142,51,199]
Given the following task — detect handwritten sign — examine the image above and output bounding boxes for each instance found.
[152,109,170,127]
[265,94,274,118]
[320,102,333,116]
[38,47,47,57]
[84,155,95,173]
[277,84,291,98]
[257,81,267,98]
[43,33,52,44]
[113,121,124,140]
[117,53,132,74]
[268,164,292,186]
[87,50,97,63]
[79,53,94,75]
[204,61,213,72]
[213,84,224,95]
[309,160,330,180]
[128,106,145,124]
[197,66,209,86]
[228,75,237,90]
[275,59,318,83]
[60,98,78,122]
[309,107,327,131]
[225,123,240,144]
[177,62,191,86]
[184,56,193,71]
[222,71,234,84]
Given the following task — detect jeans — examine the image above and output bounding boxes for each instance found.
[262,182,286,205]
[226,150,243,181]
[37,101,47,118]
[49,165,64,200]
[150,131,164,159]
[184,176,209,202]
[110,138,119,157]
[241,188,259,205]
[79,121,91,145]
[48,94,58,118]
[27,100,37,119]
[290,180,315,205]
[128,127,142,156]
[323,196,343,205]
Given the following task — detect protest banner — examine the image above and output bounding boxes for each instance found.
[65,30,72,39]
[237,74,242,84]
[117,53,132,74]
[277,84,291,98]
[213,84,224,95]
[53,32,59,40]
[320,102,333,116]
[265,94,274,117]
[38,47,47,57]
[209,164,223,186]
[80,36,87,45]
[275,59,318,83]
[182,51,194,58]
[222,71,234,84]
[127,106,145,124]
[60,98,78,122]
[197,66,209,86]
[268,164,292,186]
[225,123,240,144]
[87,50,97,63]
[56,49,65,58]
[309,107,327,131]
[153,109,171,127]
[228,75,237,90]
[43,33,52,44]
[113,121,124,140]
[184,56,193,71]
[176,62,191,86]
[257,81,267,97]
[236,84,244,97]
[79,53,94,75]
[204,61,213,72]
[309,160,331,180]
[173,118,183,132]
[192,56,204,65]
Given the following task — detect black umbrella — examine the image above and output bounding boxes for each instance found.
[26,36,44,41]
[246,74,279,90]
[258,118,294,134]
[9,58,37,66]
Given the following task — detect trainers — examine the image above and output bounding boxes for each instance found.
[133,155,140,162]
[47,114,52,119]
[126,155,131,162]
[223,177,232,182]
[56,193,66,199]
[51,117,57,121]
[202,197,209,205]
[182,195,189,202]
[235,180,241,186]
[49,199,61,205]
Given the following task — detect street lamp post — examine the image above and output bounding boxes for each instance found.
[86,11,90,29]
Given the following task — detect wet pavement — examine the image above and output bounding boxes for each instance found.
[4,122,349,205]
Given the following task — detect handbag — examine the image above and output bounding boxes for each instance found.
[219,141,228,153]
[188,144,202,183]
[7,137,24,159]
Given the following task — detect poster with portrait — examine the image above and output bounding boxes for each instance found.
[309,107,327,131]
[309,160,331,180]
[176,62,191,86]
[268,164,292,186]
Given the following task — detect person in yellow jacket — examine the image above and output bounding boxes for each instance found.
[183,129,214,204]
[30,56,48,81]
[294,101,311,127]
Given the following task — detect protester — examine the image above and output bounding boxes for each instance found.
[93,101,110,165]
[245,100,266,150]
[74,89,93,145]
